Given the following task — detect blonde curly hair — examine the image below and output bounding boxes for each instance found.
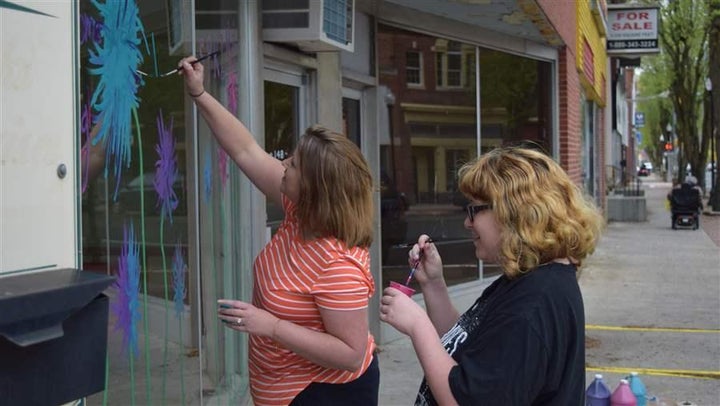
[458,146,605,278]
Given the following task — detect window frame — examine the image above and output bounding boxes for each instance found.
[405,50,424,88]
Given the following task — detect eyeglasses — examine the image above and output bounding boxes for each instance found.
[465,203,492,222]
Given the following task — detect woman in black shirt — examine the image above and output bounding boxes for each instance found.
[380,146,604,405]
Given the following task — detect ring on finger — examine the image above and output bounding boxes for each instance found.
[236,318,243,325]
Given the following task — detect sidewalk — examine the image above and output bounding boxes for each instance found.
[377,176,720,405]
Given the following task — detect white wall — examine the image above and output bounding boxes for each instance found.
[0,3,77,273]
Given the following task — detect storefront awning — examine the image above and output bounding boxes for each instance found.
[380,0,563,47]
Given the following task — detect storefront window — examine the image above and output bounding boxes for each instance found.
[343,96,362,147]
[378,25,479,289]
[264,80,302,229]
[378,24,553,289]
[478,48,552,154]
[79,0,246,403]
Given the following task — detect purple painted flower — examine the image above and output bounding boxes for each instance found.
[217,146,229,192]
[80,13,102,45]
[172,242,187,319]
[87,0,147,198]
[227,72,238,115]
[153,110,179,221]
[112,222,142,357]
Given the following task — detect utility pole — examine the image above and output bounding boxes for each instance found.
[709,79,718,209]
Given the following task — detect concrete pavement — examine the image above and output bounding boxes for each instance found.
[377,175,720,405]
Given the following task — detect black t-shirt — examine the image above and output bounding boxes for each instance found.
[415,263,585,406]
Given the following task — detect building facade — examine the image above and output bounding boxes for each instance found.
[1,1,608,404]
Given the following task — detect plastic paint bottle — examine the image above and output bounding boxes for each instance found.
[586,374,611,406]
[610,379,637,406]
[627,372,648,406]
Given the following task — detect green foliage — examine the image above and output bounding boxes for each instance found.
[637,54,673,168]
[643,0,713,184]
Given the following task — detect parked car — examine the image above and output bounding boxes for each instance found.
[637,163,650,177]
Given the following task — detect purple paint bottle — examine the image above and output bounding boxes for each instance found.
[586,374,611,406]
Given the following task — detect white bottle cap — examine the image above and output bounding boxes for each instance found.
[595,374,603,379]
[620,379,629,384]
[630,371,638,376]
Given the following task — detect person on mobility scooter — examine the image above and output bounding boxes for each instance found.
[668,175,703,229]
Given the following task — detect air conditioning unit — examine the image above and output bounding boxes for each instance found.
[262,0,354,53]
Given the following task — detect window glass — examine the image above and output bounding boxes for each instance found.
[378,25,479,289]
[478,48,552,154]
[264,80,300,229]
[80,1,189,297]
[343,96,362,147]
[79,0,248,403]
[378,25,554,289]
[406,51,422,86]
[446,42,462,86]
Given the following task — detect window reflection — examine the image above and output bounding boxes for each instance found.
[378,25,479,289]
[264,80,300,229]
[342,97,361,147]
[479,49,552,153]
[378,25,553,288]
[405,51,422,86]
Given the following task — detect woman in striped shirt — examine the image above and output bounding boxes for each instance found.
[180,57,379,406]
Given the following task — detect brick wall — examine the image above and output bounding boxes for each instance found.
[539,0,577,50]
[558,47,584,184]
[542,0,608,206]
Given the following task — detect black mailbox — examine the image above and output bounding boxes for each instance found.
[0,268,115,405]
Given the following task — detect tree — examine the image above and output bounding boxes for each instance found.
[637,57,673,172]
[656,0,712,187]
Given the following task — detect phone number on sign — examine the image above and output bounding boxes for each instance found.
[608,40,658,49]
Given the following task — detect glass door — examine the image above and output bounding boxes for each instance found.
[263,65,308,233]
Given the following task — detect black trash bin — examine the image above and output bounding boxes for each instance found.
[0,268,115,405]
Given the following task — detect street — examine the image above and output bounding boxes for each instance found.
[378,174,720,405]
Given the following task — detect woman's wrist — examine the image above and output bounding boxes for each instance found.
[271,318,283,341]
[188,88,205,98]
[419,277,447,292]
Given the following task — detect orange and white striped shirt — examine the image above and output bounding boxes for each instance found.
[248,195,376,406]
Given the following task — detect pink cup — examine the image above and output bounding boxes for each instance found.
[389,281,416,297]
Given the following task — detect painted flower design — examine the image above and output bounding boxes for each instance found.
[172,242,187,318]
[153,110,179,221]
[112,221,142,357]
[87,0,147,198]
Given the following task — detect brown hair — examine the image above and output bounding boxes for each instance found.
[293,125,374,248]
[458,146,605,278]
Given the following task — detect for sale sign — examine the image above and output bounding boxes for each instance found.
[607,5,660,55]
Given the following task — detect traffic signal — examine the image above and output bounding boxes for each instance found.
[664,142,674,152]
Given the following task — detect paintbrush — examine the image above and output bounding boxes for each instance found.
[157,51,220,78]
[391,238,474,249]
[400,238,474,285]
